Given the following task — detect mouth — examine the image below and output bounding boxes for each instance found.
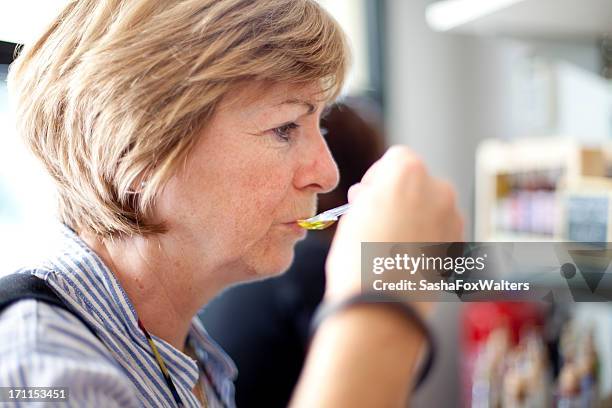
[281,212,316,224]
[296,215,315,223]
[282,220,307,228]
[282,213,314,228]
[279,221,308,237]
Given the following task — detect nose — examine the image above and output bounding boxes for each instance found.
[294,129,339,194]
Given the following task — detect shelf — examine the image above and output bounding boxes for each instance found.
[485,232,559,242]
[426,0,612,39]
[474,138,612,241]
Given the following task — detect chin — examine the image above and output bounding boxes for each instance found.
[244,243,297,280]
[263,251,296,277]
[238,226,308,280]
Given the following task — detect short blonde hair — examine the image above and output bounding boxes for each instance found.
[8,0,349,237]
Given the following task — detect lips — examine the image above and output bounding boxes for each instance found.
[285,219,309,226]
[282,220,305,227]
[280,221,308,236]
[280,213,315,224]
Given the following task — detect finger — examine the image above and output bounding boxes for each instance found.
[362,146,427,187]
[347,183,365,203]
[359,155,389,185]
[359,146,407,184]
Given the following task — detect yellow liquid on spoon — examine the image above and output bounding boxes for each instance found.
[296,204,349,230]
[296,219,336,230]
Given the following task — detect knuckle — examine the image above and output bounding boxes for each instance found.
[438,180,457,207]
[405,157,427,178]
[386,146,422,170]
[386,145,412,157]
[383,147,429,185]
[398,158,428,184]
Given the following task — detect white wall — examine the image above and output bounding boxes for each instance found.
[385,1,522,240]
[384,1,522,405]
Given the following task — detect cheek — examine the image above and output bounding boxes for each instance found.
[155,127,300,267]
[231,164,295,232]
[177,141,296,242]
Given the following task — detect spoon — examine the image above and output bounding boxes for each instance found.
[297,203,351,230]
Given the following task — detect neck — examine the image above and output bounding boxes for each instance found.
[80,231,230,352]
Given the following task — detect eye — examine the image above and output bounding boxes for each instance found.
[272,122,300,142]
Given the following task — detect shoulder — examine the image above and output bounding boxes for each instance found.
[0,299,140,407]
[0,297,108,361]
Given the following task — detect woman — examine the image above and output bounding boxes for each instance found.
[200,99,386,408]
[0,0,463,407]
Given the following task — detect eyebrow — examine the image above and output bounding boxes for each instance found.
[277,99,317,115]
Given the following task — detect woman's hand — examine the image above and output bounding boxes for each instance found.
[292,147,464,408]
[325,145,464,302]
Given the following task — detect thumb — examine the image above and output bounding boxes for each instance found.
[347,183,365,203]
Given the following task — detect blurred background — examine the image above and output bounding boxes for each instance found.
[2,0,612,406]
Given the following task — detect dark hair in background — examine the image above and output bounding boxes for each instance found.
[319,98,385,213]
[200,97,385,408]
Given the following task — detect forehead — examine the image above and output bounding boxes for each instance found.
[218,81,327,115]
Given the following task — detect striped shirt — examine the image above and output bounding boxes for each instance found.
[0,224,237,407]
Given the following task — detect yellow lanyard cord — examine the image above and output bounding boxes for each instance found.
[138,318,185,407]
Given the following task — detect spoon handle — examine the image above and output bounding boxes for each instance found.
[324,203,351,219]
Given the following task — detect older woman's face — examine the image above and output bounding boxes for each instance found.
[155,82,338,280]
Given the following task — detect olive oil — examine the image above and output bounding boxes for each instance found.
[296,219,336,230]
[296,203,351,231]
